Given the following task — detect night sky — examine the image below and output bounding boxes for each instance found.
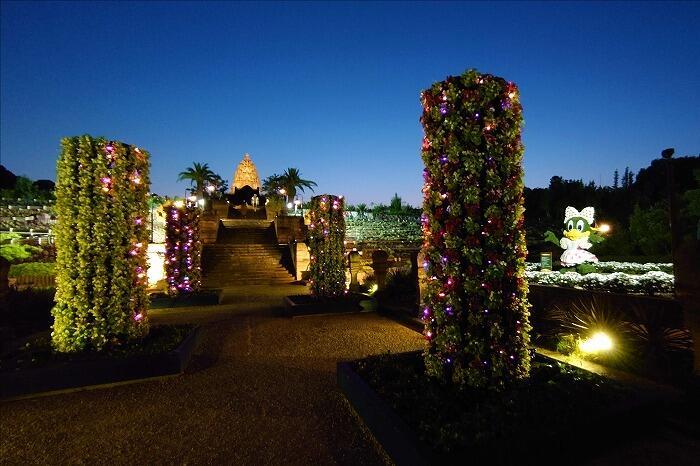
[1,1,698,205]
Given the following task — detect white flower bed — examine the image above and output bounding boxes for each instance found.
[526,270,674,295]
[525,261,673,274]
[593,261,673,274]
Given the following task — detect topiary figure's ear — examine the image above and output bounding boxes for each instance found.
[580,207,595,224]
[564,206,579,223]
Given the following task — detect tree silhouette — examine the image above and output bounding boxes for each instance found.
[278,168,317,200]
[177,162,217,197]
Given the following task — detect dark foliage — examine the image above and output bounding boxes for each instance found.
[353,352,634,463]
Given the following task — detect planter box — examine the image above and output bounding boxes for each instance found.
[8,274,55,290]
[338,359,433,466]
[339,352,665,466]
[1,326,201,400]
[282,294,369,317]
[149,290,222,308]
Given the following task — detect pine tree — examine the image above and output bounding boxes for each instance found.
[613,169,619,189]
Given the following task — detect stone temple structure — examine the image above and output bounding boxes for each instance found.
[228,153,264,208]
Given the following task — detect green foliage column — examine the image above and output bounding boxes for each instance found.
[52,136,150,352]
[420,69,531,389]
[308,194,346,297]
[165,201,202,295]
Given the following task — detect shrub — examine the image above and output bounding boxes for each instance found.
[51,136,150,352]
[8,262,55,278]
[420,69,530,389]
[376,268,416,305]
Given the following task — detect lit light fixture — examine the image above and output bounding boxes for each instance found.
[579,331,613,354]
[286,202,293,209]
[174,200,185,208]
[597,223,611,233]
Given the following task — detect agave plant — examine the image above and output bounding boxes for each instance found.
[546,297,693,378]
[546,297,630,362]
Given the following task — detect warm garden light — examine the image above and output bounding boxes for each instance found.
[597,223,611,233]
[579,332,613,354]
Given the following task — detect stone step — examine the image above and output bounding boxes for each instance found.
[205,245,281,249]
[220,219,273,228]
[205,257,286,263]
[204,273,292,279]
[204,265,290,272]
[204,278,294,288]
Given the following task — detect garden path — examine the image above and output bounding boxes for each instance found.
[0,288,423,465]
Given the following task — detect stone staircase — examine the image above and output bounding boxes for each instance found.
[202,220,296,286]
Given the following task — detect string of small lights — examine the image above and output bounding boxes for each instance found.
[308,194,347,297]
[420,69,531,389]
[164,200,202,296]
[52,137,150,352]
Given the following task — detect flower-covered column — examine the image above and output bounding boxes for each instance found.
[308,194,346,297]
[164,201,202,295]
[52,136,150,352]
[420,69,531,389]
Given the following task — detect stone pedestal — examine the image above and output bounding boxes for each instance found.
[294,242,310,281]
[348,250,363,290]
[371,250,390,289]
[275,216,307,244]
[210,199,229,219]
[200,215,219,244]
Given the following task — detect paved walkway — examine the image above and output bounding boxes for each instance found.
[0,287,423,465]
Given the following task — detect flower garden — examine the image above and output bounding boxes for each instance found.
[0,68,697,465]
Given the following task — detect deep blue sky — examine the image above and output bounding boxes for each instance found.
[1,1,698,206]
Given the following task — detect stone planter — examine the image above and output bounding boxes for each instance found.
[338,351,667,466]
[1,326,201,400]
[149,289,222,308]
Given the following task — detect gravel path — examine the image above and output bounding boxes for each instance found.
[0,290,424,465]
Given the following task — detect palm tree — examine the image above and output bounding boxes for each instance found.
[262,174,284,198]
[208,174,229,198]
[177,162,216,197]
[355,203,369,219]
[278,168,317,200]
